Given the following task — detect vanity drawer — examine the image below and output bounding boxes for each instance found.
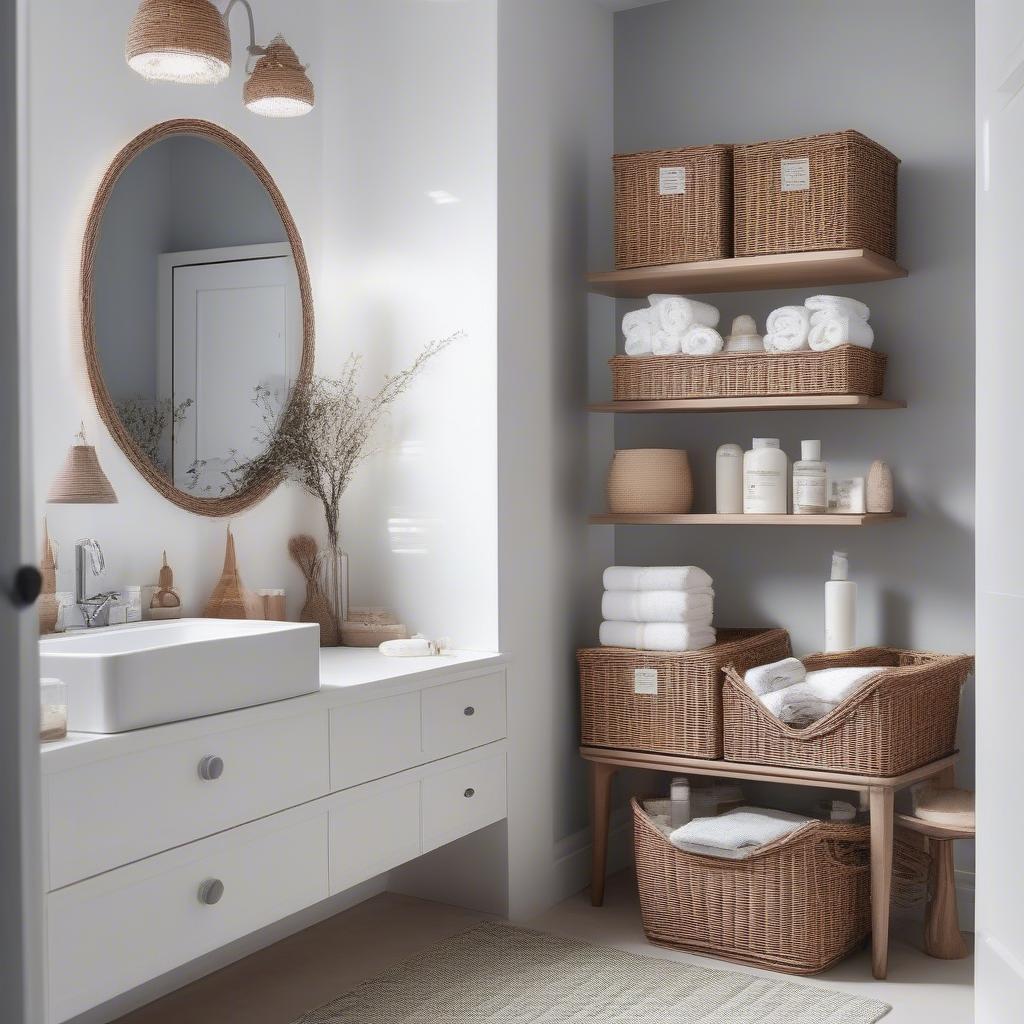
[46,710,329,889]
[328,778,420,894]
[421,671,506,760]
[330,691,421,790]
[421,749,507,853]
[47,805,328,1024]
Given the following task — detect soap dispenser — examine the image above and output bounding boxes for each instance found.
[824,551,856,653]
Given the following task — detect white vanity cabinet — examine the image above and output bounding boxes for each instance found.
[42,651,507,1024]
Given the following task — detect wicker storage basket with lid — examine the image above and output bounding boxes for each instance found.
[722,647,974,776]
[577,628,791,760]
[614,144,733,269]
[733,130,899,258]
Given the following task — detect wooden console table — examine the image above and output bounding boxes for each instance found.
[582,745,958,980]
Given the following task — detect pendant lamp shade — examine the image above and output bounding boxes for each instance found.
[126,0,231,85]
[244,36,315,117]
[48,444,119,505]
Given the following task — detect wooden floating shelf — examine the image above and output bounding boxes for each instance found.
[588,395,906,413]
[587,248,907,298]
[589,512,905,527]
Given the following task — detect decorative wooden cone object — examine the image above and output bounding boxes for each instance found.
[38,518,58,635]
[866,460,894,513]
[204,527,254,620]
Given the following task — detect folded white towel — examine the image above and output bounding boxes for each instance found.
[599,621,716,652]
[648,294,720,333]
[808,313,875,351]
[652,328,681,356]
[744,657,807,697]
[623,308,655,356]
[602,589,714,624]
[764,305,811,352]
[760,666,886,727]
[603,565,714,592]
[669,806,812,856]
[680,324,725,356]
[805,294,871,321]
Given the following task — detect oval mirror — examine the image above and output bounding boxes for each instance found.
[81,119,314,516]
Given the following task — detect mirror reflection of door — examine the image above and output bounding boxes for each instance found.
[157,244,300,493]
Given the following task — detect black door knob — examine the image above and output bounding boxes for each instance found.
[12,566,42,608]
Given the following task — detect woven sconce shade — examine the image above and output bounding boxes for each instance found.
[126,0,231,85]
[48,445,119,505]
[244,36,314,117]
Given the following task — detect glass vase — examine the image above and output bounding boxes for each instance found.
[319,546,349,638]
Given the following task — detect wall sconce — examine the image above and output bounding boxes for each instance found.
[125,0,315,117]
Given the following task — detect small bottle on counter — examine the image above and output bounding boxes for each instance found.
[669,776,691,828]
[40,678,67,743]
[715,443,744,514]
[792,440,828,515]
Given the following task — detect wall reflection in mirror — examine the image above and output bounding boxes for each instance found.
[92,133,301,496]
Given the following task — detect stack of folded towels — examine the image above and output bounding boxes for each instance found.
[744,657,886,727]
[651,805,813,860]
[599,565,715,652]
[764,294,874,353]
[622,294,723,357]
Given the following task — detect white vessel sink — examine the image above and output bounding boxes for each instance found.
[40,619,321,733]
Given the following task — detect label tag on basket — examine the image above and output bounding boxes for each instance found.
[658,167,686,195]
[780,157,810,192]
[634,668,658,695]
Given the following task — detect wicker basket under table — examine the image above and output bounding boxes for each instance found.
[722,648,974,776]
[577,628,791,760]
[633,798,872,974]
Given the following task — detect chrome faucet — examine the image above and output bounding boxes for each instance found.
[74,539,118,628]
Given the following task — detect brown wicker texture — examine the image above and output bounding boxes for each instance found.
[610,346,886,403]
[606,449,693,514]
[733,131,899,259]
[614,145,733,269]
[125,0,230,80]
[80,120,315,518]
[632,798,871,974]
[578,629,791,759]
[244,36,315,115]
[722,648,974,777]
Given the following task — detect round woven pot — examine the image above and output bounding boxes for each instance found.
[607,449,693,514]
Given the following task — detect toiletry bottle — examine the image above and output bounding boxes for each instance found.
[715,443,744,513]
[669,776,691,828]
[825,551,857,653]
[743,438,788,514]
[793,440,827,514]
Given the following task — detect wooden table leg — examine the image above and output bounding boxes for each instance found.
[924,838,969,959]
[589,761,617,907]
[869,786,895,979]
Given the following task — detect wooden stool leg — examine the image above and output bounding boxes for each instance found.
[869,787,895,979]
[924,838,969,959]
[589,761,617,907]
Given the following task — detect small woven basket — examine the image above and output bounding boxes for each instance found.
[614,145,733,268]
[577,629,791,759]
[632,798,871,974]
[733,130,899,258]
[722,648,974,776]
[606,449,693,514]
[610,346,886,402]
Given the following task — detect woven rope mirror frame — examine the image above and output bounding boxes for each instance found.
[80,118,314,517]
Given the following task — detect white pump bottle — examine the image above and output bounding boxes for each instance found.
[824,551,857,653]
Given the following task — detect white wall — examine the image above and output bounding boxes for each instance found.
[976,1,1024,1014]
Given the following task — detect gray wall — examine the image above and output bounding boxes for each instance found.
[612,0,974,861]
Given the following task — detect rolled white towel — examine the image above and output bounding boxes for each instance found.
[669,806,812,855]
[808,313,875,351]
[762,666,886,727]
[764,305,811,352]
[623,308,655,356]
[680,324,724,356]
[652,328,682,356]
[603,565,714,592]
[648,294,720,333]
[744,657,806,697]
[805,294,871,321]
[602,588,714,624]
[599,621,716,652]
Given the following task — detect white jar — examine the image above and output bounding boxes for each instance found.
[715,443,744,513]
[792,439,827,514]
[743,438,788,514]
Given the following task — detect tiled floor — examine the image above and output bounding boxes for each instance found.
[114,870,973,1023]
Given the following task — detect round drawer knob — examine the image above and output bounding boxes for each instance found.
[197,878,224,906]
[464,788,476,799]
[198,755,224,781]
[463,706,475,717]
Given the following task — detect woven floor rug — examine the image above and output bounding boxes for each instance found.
[293,920,890,1023]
